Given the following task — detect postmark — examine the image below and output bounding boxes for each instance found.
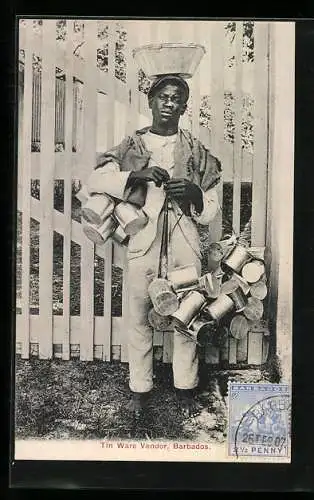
[227,383,291,458]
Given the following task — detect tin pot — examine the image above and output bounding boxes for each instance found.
[228,286,248,312]
[249,280,268,300]
[222,244,252,274]
[111,225,129,246]
[148,278,179,317]
[229,314,249,340]
[82,216,117,245]
[167,265,199,291]
[202,294,234,322]
[188,316,217,346]
[81,193,115,227]
[171,290,207,327]
[243,296,264,321]
[114,202,148,236]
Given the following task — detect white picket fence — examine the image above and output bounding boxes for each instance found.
[16,19,270,365]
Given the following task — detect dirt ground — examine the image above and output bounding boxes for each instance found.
[15,357,272,442]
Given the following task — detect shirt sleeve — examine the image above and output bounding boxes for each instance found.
[86,161,132,201]
[190,186,220,225]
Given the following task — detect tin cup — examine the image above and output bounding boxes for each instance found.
[82,216,117,245]
[228,285,248,312]
[188,316,217,346]
[111,225,129,246]
[148,278,179,317]
[202,294,234,322]
[167,265,199,292]
[114,202,148,236]
[198,272,221,299]
[221,244,252,274]
[171,290,207,327]
[241,260,265,284]
[81,193,115,226]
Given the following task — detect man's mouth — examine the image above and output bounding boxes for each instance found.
[160,110,173,116]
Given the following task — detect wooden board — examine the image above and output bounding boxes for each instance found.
[38,20,56,359]
[228,337,238,364]
[247,330,264,365]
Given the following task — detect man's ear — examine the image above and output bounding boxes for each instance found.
[180,102,187,115]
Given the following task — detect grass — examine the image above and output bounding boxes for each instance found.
[15,356,272,441]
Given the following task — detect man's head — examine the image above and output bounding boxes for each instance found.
[148,75,189,131]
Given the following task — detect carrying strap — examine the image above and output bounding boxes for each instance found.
[157,195,170,279]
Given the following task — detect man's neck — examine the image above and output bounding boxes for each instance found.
[149,124,179,136]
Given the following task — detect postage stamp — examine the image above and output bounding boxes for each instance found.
[227,383,291,458]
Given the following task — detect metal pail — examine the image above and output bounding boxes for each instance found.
[148,278,179,317]
[222,244,252,273]
[228,286,248,312]
[114,202,148,236]
[111,225,129,246]
[81,193,115,226]
[241,260,265,283]
[82,216,117,245]
[203,294,234,321]
[167,265,199,291]
[171,290,207,327]
[188,316,217,346]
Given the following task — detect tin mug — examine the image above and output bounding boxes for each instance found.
[188,316,217,346]
[82,216,117,245]
[171,290,207,327]
[114,202,148,236]
[167,265,199,291]
[228,286,248,312]
[148,278,179,317]
[111,225,129,246]
[203,294,234,322]
[221,244,252,274]
[81,193,115,227]
[198,272,221,299]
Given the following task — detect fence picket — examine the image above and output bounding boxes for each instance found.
[232,21,244,236]
[102,21,116,361]
[19,20,33,359]
[80,20,97,361]
[251,22,269,246]
[38,20,56,359]
[61,20,75,360]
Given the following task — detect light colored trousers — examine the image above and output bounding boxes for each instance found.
[127,211,202,393]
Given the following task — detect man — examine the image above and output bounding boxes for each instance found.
[86,74,222,419]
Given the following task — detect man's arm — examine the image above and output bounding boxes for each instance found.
[190,185,220,225]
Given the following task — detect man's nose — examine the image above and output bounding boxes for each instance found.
[164,98,174,108]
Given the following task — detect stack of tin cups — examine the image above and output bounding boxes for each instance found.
[77,185,148,246]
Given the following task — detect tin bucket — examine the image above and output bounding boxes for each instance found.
[221,273,250,296]
[148,308,173,330]
[228,286,248,312]
[171,290,207,327]
[229,314,249,340]
[114,202,148,236]
[243,296,264,321]
[241,260,265,284]
[167,265,199,291]
[81,193,115,226]
[198,272,221,299]
[250,280,268,300]
[222,244,252,273]
[111,225,129,246]
[148,278,179,317]
[82,216,117,245]
[203,294,234,322]
[188,316,217,346]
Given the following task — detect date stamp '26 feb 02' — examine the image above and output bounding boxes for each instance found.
[228,383,291,458]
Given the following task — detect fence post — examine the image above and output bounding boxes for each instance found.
[39,20,57,359]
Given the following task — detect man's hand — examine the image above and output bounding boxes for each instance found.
[128,167,170,188]
[164,178,203,213]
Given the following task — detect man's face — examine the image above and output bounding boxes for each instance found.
[148,83,187,128]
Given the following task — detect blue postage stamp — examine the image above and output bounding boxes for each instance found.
[227,383,291,458]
